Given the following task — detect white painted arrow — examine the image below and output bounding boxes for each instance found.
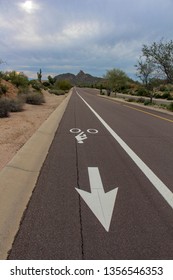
[75,167,118,232]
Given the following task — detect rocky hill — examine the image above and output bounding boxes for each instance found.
[54,70,103,86]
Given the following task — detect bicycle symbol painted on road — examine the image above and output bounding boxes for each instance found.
[70,128,98,144]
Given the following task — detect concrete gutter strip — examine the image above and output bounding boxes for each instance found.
[0,90,72,260]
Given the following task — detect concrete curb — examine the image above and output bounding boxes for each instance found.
[99,94,173,116]
[0,90,72,259]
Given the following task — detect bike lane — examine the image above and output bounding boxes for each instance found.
[8,89,173,260]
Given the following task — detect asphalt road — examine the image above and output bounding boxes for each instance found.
[8,87,173,260]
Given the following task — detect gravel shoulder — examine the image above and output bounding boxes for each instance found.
[0,91,66,171]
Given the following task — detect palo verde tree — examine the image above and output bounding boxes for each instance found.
[135,56,155,102]
[142,39,173,83]
[135,57,155,87]
[104,68,129,95]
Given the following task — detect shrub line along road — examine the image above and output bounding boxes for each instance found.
[8,87,173,259]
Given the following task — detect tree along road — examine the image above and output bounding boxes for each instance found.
[8,87,173,260]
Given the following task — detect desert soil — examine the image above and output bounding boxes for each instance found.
[0,91,66,171]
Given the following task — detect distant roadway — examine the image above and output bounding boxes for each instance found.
[8,87,173,259]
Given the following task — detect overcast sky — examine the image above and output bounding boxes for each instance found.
[0,0,173,79]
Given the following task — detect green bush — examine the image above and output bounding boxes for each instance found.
[9,71,29,88]
[26,92,45,105]
[29,80,43,91]
[49,89,65,95]
[1,72,10,81]
[135,87,149,97]
[168,102,173,112]
[159,84,173,93]
[159,85,167,92]
[0,84,8,96]
[159,104,168,109]
[144,100,152,106]
[0,98,10,118]
[54,80,72,91]
[162,92,171,99]
[42,81,50,87]
[167,96,173,100]
[154,93,162,99]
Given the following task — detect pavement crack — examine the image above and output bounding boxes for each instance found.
[7,165,38,173]
[74,95,85,260]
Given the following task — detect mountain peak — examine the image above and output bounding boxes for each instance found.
[77,70,85,76]
[54,70,102,86]
[77,70,85,75]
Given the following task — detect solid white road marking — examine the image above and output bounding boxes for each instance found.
[76,91,173,210]
[76,167,118,232]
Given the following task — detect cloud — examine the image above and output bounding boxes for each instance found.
[62,21,100,40]
[1,0,173,79]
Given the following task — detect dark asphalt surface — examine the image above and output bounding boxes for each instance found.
[8,88,173,259]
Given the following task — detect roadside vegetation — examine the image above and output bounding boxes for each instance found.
[45,78,72,95]
[99,39,173,112]
[0,70,46,118]
[0,68,72,118]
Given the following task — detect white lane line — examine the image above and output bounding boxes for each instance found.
[76,91,173,210]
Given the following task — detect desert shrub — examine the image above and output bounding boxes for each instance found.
[159,85,167,92]
[9,71,29,88]
[0,98,10,117]
[167,95,173,100]
[159,104,168,109]
[1,72,10,81]
[162,92,171,99]
[18,86,30,95]
[0,84,8,96]
[49,89,65,95]
[25,92,45,105]
[42,81,50,87]
[126,98,134,102]
[9,98,24,112]
[154,93,162,99]
[29,80,43,91]
[168,102,173,112]
[54,80,72,91]
[135,87,149,96]
[137,97,145,103]
[144,100,152,106]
